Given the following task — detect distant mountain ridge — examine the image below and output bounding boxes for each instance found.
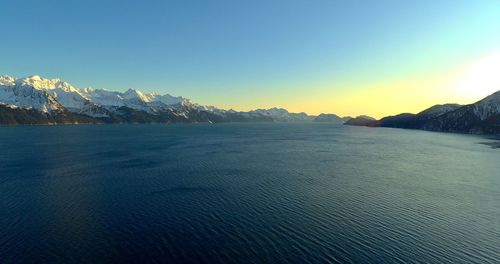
[345,92,500,134]
[0,75,323,124]
[1,75,499,134]
[313,114,352,123]
[344,115,377,126]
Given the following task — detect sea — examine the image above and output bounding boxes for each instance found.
[1,123,499,263]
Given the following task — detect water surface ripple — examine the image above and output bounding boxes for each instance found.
[0,123,499,263]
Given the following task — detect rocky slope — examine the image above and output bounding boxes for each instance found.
[345,92,500,134]
[422,92,500,134]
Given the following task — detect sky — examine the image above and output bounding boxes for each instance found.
[1,0,500,118]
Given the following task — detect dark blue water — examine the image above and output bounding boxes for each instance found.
[1,123,499,263]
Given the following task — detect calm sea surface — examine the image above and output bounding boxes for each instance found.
[0,123,499,263]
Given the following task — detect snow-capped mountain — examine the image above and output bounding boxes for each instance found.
[0,75,204,116]
[83,87,191,112]
[5,74,496,133]
[0,74,319,124]
[423,91,500,133]
[0,75,64,113]
[247,108,313,122]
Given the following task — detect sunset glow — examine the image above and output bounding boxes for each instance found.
[451,50,500,100]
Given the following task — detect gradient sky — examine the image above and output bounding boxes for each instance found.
[1,0,500,118]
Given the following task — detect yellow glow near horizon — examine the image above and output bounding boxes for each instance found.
[300,51,500,118]
[303,77,452,119]
[212,51,500,119]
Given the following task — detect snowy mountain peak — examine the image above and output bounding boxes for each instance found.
[123,88,146,100]
[0,80,64,113]
[150,93,187,106]
[28,74,42,80]
[0,75,16,86]
[83,87,94,93]
[14,75,78,93]
[0,75,197,113]
[251,107,289,115]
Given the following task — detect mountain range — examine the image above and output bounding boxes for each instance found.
[1,75,499,134]
[0,75,349,125]
[345,91,500,134]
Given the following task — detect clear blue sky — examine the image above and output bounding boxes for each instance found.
[1,0,500,115]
